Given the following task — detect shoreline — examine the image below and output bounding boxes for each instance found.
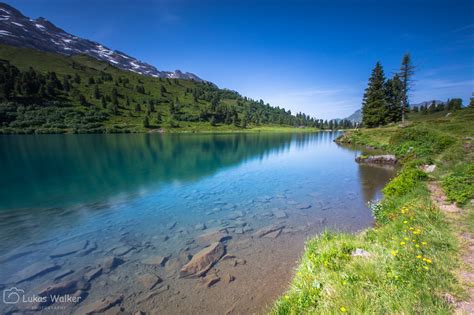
[0,126,324,135]
[273,109,473,313]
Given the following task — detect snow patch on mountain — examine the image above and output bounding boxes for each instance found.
[0,2,203,81]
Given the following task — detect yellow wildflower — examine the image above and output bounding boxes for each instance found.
[391,250,398,256]
[416,255,422,259]
[426,259,432,264]
[423,266,429,270]
[403,220,408,224]
[421,241,427,245]
[340,306,347,313]
[400,241,406,245]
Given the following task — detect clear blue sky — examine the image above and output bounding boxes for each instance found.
[6,0,474,119]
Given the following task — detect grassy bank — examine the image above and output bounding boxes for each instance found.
[274,108,473,313]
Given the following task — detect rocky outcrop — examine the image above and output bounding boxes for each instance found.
[355,154,397,165]
[0,3,203,81]
[179,242,225,278]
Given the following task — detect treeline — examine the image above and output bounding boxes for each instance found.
[411,99,463,114]
[0,57,337,133]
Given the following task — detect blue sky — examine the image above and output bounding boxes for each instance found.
[7,0,474,119]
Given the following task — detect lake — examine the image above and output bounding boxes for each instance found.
[0,132,395,314]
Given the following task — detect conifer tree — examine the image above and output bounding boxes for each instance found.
[156,112,162,125]
[135,102,141,112]
[101,96,107,109]
[143,116,150,128]
[398,54,415,123]
[362,62,387,128]
[384,74,403,123]
[93,85,101,99]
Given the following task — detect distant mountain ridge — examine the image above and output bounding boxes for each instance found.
[344,109,362,123]
[410,100,444,109]
[0,2,202,81]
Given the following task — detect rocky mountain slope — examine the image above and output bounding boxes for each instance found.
[0,2,202,81]
[345,109,362,123]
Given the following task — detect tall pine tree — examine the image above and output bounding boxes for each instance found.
[362,62,387,128]
[385,74,403,123]
[399,53,415,123]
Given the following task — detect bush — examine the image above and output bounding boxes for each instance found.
[383,166,427,198]
[442,164,474,205]
[389,127,455,162]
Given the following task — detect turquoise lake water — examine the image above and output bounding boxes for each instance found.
[0,132,395,314]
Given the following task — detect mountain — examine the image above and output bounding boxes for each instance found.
[0,2,202,81]
[344,109,362,123]
[410,100,444,109]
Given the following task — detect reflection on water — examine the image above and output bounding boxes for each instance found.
[0,133,311,210]
[0,131,396,314]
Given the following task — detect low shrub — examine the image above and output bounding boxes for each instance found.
[442,164,474,205]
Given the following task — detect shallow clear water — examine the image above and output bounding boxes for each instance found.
[0,132,395,314]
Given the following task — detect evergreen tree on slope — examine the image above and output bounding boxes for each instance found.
[362,62,387,128]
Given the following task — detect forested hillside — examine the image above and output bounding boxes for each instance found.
[0,44,336,134]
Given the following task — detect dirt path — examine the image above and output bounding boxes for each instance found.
[428,182,474,314]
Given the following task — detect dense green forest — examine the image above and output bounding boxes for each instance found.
[0,44,355,134]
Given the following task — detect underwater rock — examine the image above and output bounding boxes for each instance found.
[50,240,89,258]
[137,273,162,290]
[142,255,169,267]
[179,242,225,278]
[10,261,60,283]
[253,225,285,238]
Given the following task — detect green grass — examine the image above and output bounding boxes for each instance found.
[442,164,474,206]
[273,107,474,314]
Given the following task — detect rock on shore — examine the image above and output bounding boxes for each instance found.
[355,154,397,165]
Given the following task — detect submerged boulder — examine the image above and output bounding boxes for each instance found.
[355,154,397,165]
[10,261,60,283]
[253,225,285,238]
[179,242,225,278]
[196,228,231,245]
